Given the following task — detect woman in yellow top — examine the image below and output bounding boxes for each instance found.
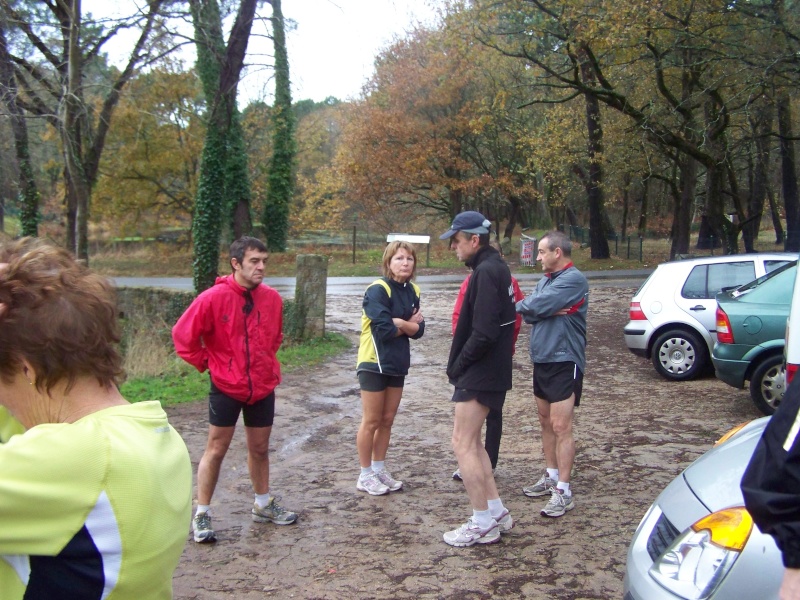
[0,238,192,600]
[355,241,425,495]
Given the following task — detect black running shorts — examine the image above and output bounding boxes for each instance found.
[208,381,275,427]
[533,362,583,406]
[451,388,507,412]
[358,370,405,392]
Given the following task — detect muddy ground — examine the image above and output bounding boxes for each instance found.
[169,283,764,600]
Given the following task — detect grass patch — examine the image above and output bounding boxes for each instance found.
[278,332,352,373]
[120,333,352,406]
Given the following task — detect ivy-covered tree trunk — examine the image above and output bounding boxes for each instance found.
[262,0,295,252]
[227,110,253,238]
[0,23,38,236]
[190,0,257,291]
[193,125,227,292]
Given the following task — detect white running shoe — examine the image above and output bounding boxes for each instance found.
[356,472,390,496]
[494,509,514,533]
[374,469,403,491]
[443,517,500,547]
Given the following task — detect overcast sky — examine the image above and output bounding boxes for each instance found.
[282,0,439,103]
[84,0,440,105]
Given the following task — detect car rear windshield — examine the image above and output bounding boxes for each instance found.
[682,261,756,299]
[736,263,797,304]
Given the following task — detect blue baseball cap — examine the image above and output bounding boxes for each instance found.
[439,211,491,240]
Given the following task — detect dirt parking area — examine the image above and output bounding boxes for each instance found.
[169,283,764,599]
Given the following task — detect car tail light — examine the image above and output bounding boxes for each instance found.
[629,301,646,321]
[788,363,799,385]
[716,306,734,344]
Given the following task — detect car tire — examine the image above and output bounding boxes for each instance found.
[749,353,785,416]
[651,329,708,381]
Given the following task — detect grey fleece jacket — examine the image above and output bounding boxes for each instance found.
[515,264,589,372]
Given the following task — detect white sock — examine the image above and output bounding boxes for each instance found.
[557,481,571,495]
[546,468,559,480]
[487,498,505,518]
[371,460,385,472]
[473,508,494,529]
[360,466,373,478]
[196,505,210,516]
[254,493,272,508]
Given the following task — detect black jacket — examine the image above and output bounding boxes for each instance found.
[447,246,515,391]
[357,278,424,376]
[742,379,800,568]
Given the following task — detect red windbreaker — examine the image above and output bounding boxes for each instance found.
[172,275,283,404]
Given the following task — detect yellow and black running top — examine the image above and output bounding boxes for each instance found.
[356,277,424,376]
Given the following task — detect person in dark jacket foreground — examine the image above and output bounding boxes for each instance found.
[742,378,800,599]
[440,211,516,547]
[355,241,425,495]
[173,236,298,544]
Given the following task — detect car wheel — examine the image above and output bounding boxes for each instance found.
[749,354,785,416]
[651,329,708,381]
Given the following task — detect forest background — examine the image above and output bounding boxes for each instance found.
[2,0,800,288]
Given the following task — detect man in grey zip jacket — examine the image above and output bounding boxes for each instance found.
[516,230,588,518]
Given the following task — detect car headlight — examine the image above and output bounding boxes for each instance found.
[649,507,753,599]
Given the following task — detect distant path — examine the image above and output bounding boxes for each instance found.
[112,269,652,297]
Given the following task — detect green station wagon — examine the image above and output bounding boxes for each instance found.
[712,261,797,414]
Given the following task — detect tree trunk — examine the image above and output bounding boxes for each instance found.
[228,111,252,239]
[0,22,38,236]
[743,103,773,253]
[621,173,631,240]
[578,45,610,259]
[263,0,295,252]
[62,0,91,260]
[190,0,258,291]
[702,94,737,254]
[671,155,696,259]
[768,186,784,245]
[638,177,649,238]
[777,92,800,252]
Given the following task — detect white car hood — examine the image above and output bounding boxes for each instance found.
[683,418,769,511]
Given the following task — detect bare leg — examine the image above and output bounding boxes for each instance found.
[452,399,496,511]
[536,396,558,471]
[548,395,575,482]
[371,386,403,461]
[357,389,386,467]
[197,425,236,505]
[244,425,272,494]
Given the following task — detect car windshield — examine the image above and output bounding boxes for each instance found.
[731,260,798,298]
[731,261,797,304]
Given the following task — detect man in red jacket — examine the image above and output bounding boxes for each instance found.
[173,236,298,544]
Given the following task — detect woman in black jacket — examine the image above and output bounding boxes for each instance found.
[355,241,425,495]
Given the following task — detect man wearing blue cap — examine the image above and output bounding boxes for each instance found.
[439,211,517,547]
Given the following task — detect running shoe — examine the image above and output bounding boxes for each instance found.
[251,497,298,525]
[541,488,575,517]
[356,472,390,496]
[494,509,515,533]
[522,473,557,497]
[452,468,462,481]
[192,512,216,543]
[443,517,500,547]
[374,469,403,491]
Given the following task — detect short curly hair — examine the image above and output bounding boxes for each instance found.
[0,238,123,393]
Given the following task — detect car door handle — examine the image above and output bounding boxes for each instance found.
[690,305,706,311]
